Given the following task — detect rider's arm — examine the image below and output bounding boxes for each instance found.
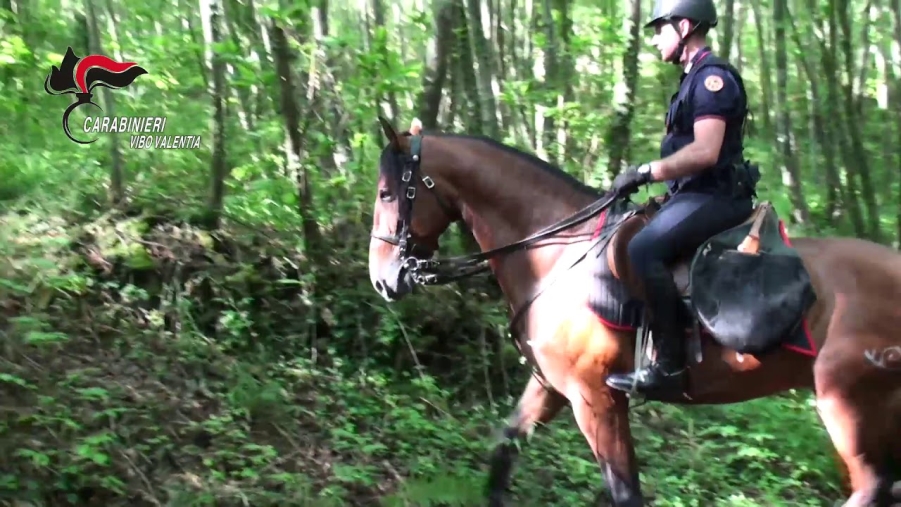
[650,67,741,182]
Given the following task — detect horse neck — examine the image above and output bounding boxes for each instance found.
[428,135,600,309]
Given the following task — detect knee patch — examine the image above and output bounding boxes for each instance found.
[627,233,659,278]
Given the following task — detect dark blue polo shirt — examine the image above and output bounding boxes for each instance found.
[662,48,748,194]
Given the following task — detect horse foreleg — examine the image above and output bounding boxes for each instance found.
[570,382,643,507]
[487,375,568,507]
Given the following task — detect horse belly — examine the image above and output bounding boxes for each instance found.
[681,340,816,403]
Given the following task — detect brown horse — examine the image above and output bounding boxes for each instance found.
[366,116,901,507]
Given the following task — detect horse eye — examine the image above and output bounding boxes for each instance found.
[379,188,395,202]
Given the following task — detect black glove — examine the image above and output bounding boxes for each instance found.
[611,163,653,196]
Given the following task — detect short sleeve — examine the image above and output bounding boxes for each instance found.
[691,66,743,122]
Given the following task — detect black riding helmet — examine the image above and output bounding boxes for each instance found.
[646,0,718,64]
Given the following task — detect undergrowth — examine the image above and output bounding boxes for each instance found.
[0,206,843,506]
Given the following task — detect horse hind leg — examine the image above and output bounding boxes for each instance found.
[814,349,901,507]
[883,448,901,505]
[487,375,568,507]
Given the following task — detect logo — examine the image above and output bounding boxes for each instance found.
[44,47,148,145]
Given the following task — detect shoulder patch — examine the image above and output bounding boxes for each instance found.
[704,75,723,92]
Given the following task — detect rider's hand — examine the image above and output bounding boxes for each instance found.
[611,163,653,196]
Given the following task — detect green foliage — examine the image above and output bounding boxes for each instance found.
[1,0,887,504]
[0,206,842,506]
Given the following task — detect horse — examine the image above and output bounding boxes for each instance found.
[366,116,901,507]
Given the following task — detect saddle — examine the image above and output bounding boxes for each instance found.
[607,198,817,356]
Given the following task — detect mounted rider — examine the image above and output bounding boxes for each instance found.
[604,0,759,395]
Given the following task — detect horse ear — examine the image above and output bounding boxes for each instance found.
[409,118,423,136]
[378,116,400,148]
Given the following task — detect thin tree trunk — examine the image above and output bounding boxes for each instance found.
[85,0,123,206]
[773,0,811,225]
[836,0,881,240]
[719,0,735,59]
[201,0,228,229]
[750,0,773,134]
[891,0,901,246]
[270,20,324,260]
[371,0,400,121]
[465,0,500,138]
[418,0,454,128]
[787,7,840,224]
[604,0,640,176]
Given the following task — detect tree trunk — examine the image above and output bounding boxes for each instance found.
[719,0,735,59]
[465,0,500,138]
[604,0,640,176]
[270,20,324,261]
[452,0,483,132]
[805,0,866,236]
[749,0,774,134]
[835,0,881,240]
[733,0,744,72]
[555,0,576,162]
[772,0,811,225]
[200,0,228,229]
[85,0,123,206]
[418,0,454,129]
[891,0,901,246]
[787,7,840,225]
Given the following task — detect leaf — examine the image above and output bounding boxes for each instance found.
[0,279,30,293]
[0,373,33,389]
[24,331,70,345]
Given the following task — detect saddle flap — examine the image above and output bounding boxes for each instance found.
[606,212,648,285]
[606,197,694,298]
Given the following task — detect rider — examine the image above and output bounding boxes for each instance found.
[604,0,758,395]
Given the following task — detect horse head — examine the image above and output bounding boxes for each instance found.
[368,116,461,301]
[367,115,611,308]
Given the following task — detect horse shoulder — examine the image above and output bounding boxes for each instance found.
[528,302,632,384]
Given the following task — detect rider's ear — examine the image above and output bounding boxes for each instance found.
[680,19,693,38]
[378,116,401,150]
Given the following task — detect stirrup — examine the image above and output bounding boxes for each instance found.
[606,358,690,401]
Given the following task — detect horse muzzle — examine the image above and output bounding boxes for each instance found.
[372,258,415,301]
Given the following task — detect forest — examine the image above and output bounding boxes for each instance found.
[1,0,899,504]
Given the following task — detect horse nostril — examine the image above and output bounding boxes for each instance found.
[374,280,384,292]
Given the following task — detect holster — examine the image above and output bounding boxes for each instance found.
[722,160,760,200]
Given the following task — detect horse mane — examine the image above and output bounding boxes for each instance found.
[379,130,602,199]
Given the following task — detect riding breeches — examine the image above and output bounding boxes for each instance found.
[627,191,753,280]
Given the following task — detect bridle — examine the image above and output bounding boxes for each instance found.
[369,133,459,279]
[370,132,627,286]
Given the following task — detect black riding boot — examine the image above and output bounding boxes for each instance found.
[606,265,687,395]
